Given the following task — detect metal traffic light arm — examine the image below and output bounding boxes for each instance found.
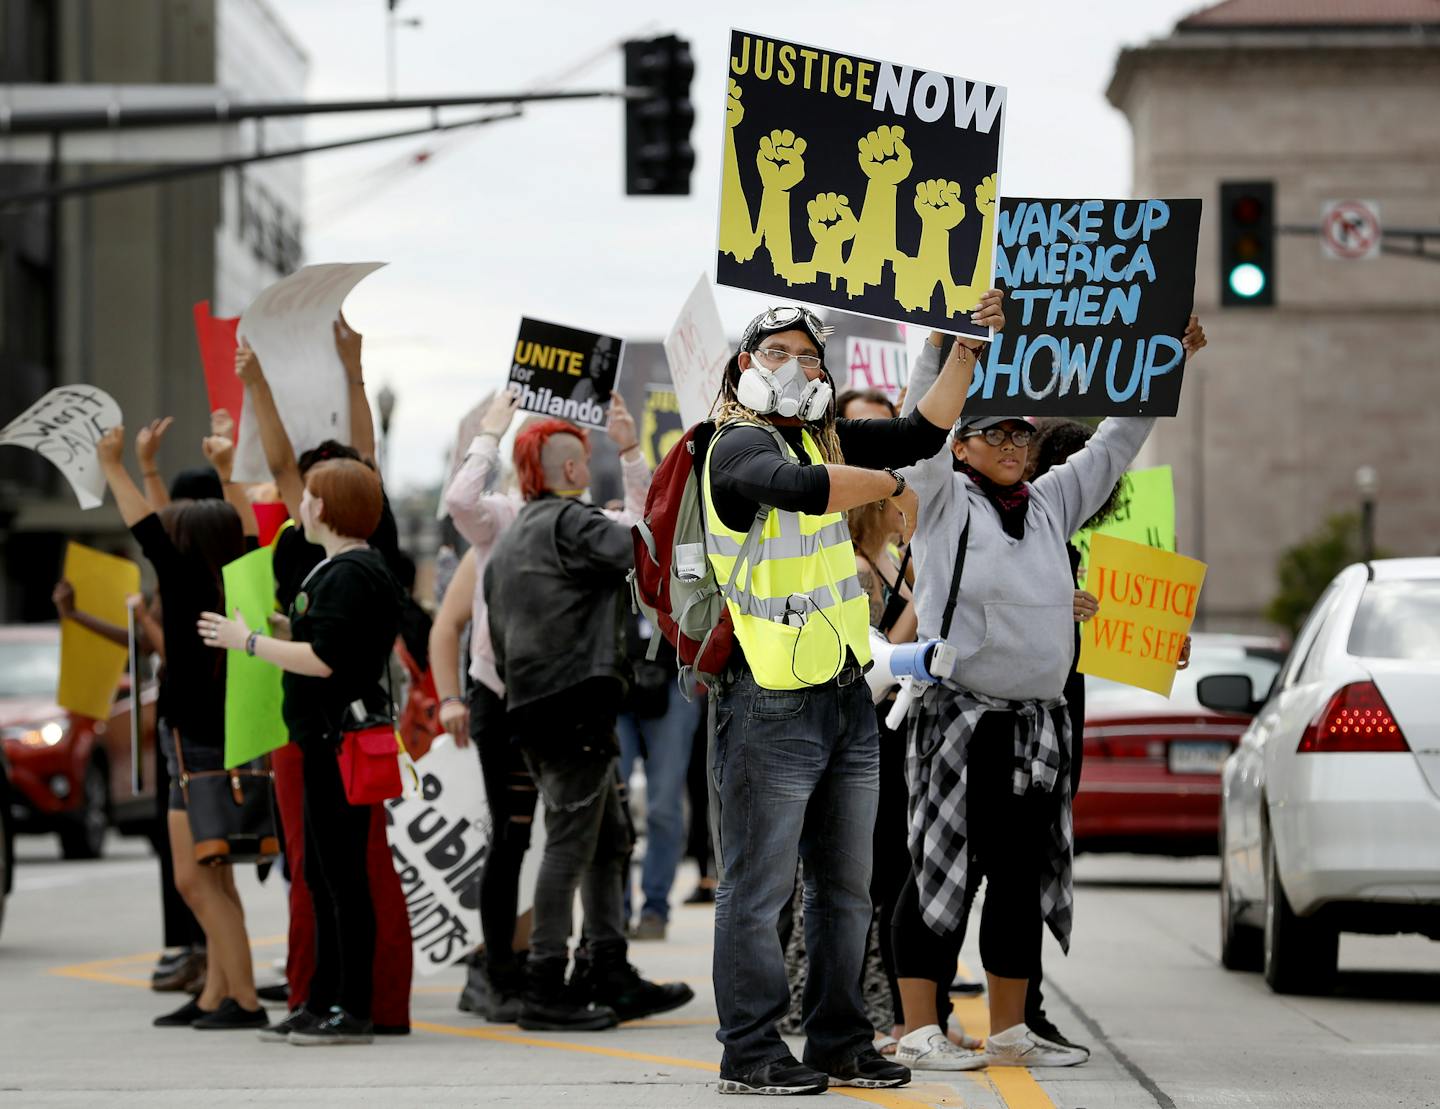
[1277,223,1440,264]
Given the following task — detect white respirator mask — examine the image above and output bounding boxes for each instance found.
[737,357,833,423]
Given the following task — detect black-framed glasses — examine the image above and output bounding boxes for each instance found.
[753,347,824,371]
[965,426,1034,448]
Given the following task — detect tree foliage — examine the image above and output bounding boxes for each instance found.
[1266,513,1374,636]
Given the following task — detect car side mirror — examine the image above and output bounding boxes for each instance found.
[1196,673,1260,716]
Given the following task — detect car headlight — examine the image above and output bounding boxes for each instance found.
[16,720,69,748]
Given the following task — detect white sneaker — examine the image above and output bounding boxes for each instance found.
[895,1024,987,1071]
[985,1023,1089,1068]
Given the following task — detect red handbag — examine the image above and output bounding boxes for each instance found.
[338,722,403,805]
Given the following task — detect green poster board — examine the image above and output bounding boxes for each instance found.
[1074,465,1177,586]
[221,545,288,768]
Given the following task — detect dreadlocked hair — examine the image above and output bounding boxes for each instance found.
[715,353,846,464]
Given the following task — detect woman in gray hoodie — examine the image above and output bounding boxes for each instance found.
[889,318,1206,1073]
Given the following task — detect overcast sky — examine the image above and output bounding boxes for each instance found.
[277,0,1207,491]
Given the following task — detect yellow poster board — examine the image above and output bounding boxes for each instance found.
[1077,534,1206,697]
[58,542,140,720]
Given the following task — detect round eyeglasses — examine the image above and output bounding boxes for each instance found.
[965,426,1034,448]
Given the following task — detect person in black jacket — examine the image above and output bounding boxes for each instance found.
[485,417,693,1033]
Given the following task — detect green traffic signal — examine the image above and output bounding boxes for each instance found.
[1228,262,1267,299]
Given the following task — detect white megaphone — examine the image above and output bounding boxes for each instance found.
[868,629,960,731]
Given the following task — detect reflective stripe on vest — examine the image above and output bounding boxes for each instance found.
[704,423,872,691]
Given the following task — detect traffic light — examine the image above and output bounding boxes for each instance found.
[624,35,695,196]
[1220,181,1275,307]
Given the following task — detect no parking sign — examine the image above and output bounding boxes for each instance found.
[1321,200,1381,260]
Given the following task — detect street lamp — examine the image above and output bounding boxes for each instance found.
[386,0,423,99]
[1355,465,1379,563]
[377,383,397,480]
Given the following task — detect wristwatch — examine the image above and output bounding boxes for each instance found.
[885,468,907,499]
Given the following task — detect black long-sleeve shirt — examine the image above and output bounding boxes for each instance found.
[706,411,949,532]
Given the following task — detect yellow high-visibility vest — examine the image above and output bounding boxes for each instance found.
[703,422,872,691]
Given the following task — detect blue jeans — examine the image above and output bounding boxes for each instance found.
[618,682,703,922]
[710,667,879,1072]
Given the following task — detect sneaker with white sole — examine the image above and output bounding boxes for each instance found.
[984,1023,1089,1068]
[895,1024,987,1071]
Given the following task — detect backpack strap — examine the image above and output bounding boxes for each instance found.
[938,518,972,642]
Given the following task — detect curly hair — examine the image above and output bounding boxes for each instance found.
[714,353,845,465]
[513,418,589,501]
[1029,418,1125,530]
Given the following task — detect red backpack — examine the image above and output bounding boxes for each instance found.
[629,421,776,685]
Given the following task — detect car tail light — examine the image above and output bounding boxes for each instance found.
[1089,736,1166,760]
[1298,682,1409,753]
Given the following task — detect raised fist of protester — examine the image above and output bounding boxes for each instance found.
[196,609,247,652]
[202,434,236,483]
[914,179,966,231]
[807,192,859,247]
[757,129,807,191]
[1073,589,1100,623]
[1182,315,1207,360]
[135,417,174,468]
[334,312,363,381]
[235,341,264,387]
[958,289,1006,349]
[439,698,471,746]
[52,580,76,619]
[480,389,522,439]
[606,393,640,457]
[726,77,745,129]
[974,172,997,217]
[210,407,235,441]
[97,426,126,467]
[857,124,912,184]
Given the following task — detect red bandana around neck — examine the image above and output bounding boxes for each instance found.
[958,460,1031,539]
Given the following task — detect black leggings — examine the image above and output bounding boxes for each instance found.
[470,681,538,981]
[892,709,1054,983]
[300,738,376,1020]
[870,704,910,1020]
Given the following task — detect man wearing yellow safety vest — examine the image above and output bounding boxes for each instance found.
[703,293,1005,1096]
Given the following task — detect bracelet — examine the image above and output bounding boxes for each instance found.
[245,631,260,657]
[884,468,907,499]
[440,696,466,709]
[618,443,641,458]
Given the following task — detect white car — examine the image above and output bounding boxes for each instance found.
[1212,558,1440,994]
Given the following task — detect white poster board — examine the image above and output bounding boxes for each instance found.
[233,262,386,483]
[838,336,909,404]
[663,274,730,428]
[384,735,490,976]
[0,386,122,509]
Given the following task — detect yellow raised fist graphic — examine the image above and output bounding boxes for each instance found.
[726,77,745,129]
[757,129,808,192]
[857,125,912,185]
[914,179,966,231]
[806,192,859,292]
[974,173,997,217]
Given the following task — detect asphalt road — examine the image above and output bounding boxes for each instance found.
[2,833,1437,1107]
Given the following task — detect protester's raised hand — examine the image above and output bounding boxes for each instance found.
[757,129,807,191]
[959,289,1006,348]
[606,393,639,456]
[974,173,997,218]
[1177,634,1193,670]
[1182,316,1207,361]
[806,192,859,246]
[334,312,363,380]
[52,580,76,619]
[135,417,174,467]
[440,698,471,746]
[211,408,235,441]
[857,125,911,185]
[235,341,264,386]
[481,390,522,438]
[914,179,966,230]
[97,426,126,467]
[1073,589,1100,624]
[202,434,236,483]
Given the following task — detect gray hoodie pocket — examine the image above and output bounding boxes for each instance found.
[958,600,1074,701]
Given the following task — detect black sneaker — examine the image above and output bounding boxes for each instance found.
[288,1009,375,1046]
[193,999,268,1030]
[684,882,717,905]
[153,998,210,1027]
[1026,1009,1090,1057]
[950,976,986,996]
[718,1057,828,1096]
[258,1008,319,1043]
[458,958,491,1014]
[823,1048,911,1089]
[256,982,290,1005]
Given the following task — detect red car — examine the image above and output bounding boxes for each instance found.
[1074,633,1287,855]
[0,625,159,859]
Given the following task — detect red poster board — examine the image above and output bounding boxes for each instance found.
[192,301,243,427]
